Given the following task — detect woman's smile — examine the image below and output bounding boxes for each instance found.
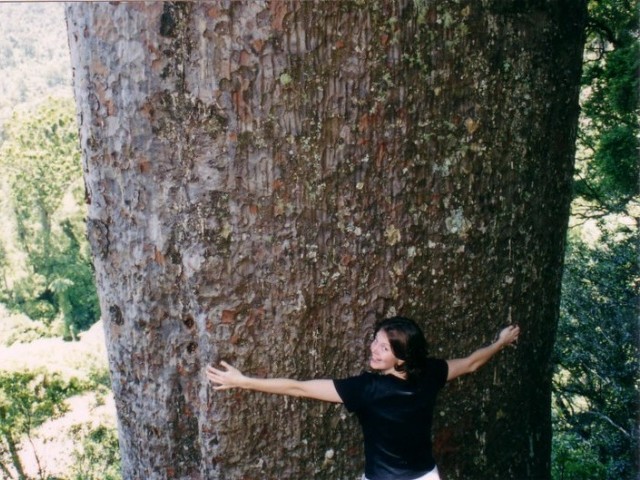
[369,330,402,374]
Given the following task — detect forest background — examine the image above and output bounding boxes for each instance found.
[0,2,636,480]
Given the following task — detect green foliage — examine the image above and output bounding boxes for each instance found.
[574,0,639,213]
[0,370,82,435]
[2,98,81,227]
[0,370,84,479]
[553,231,639,479]
[0,97,99,337]
[69,424,122,480]
[86,365,113,392]
[0,314,51,347]
[553,2,639,475]
[552,430,607,480]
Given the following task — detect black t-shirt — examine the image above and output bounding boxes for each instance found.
[333,359,448,480]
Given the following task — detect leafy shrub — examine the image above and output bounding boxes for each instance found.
[552,430,607,480]
[0,306,52,346]
[0,370,85,479]
[69,423,122,480]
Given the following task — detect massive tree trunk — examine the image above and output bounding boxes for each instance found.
[66,1,586,479]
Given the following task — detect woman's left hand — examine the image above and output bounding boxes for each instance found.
[206,361,245,390]
[497,325,520,348]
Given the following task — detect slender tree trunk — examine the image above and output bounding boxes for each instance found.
[4,433,26,480]
[66,1,586,479]
[0,458,15,480]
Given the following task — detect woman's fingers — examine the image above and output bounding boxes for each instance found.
[206,361,241,389]
[498,325,520,346]
[504,325,520,345]
[206,365,226,384]
[213,384,232,391]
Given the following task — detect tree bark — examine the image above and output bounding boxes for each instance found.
[66,1,586,479]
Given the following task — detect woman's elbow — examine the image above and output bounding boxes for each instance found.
[284,382,305,397]
[466,360,482,374]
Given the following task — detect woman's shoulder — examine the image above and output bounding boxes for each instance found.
[334,369,375,384]
[333,371,380,410]
[420,358,448,387]
[336,370,403,393]
[426,357,447,367]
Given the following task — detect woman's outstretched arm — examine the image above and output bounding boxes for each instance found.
[446,325,520,381]
[207,361,343,403]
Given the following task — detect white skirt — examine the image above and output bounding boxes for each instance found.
[363,465,440,480]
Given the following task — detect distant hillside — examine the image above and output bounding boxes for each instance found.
[0,3,73,129]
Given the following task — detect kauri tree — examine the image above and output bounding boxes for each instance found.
[65,1,586,479]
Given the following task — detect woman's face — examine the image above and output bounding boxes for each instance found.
[369,329,403,375]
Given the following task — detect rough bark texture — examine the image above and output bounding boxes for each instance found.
[66,1,586,479]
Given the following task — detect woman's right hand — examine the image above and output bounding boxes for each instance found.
[206,361,245,390]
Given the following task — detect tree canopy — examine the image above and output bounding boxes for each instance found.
[0,97,99,338]
[551,1,639,478]
[573,0,639,215]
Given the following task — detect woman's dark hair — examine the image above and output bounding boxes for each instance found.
[374,316,429,382]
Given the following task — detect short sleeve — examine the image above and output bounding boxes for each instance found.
[333,373,374,412]
[426,358,448,389]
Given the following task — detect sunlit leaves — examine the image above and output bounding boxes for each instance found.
[69,424,122,480]
[0,97,99,335]
[0,370,87,479]
[0,370,79,437]
[1,97,81,236]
